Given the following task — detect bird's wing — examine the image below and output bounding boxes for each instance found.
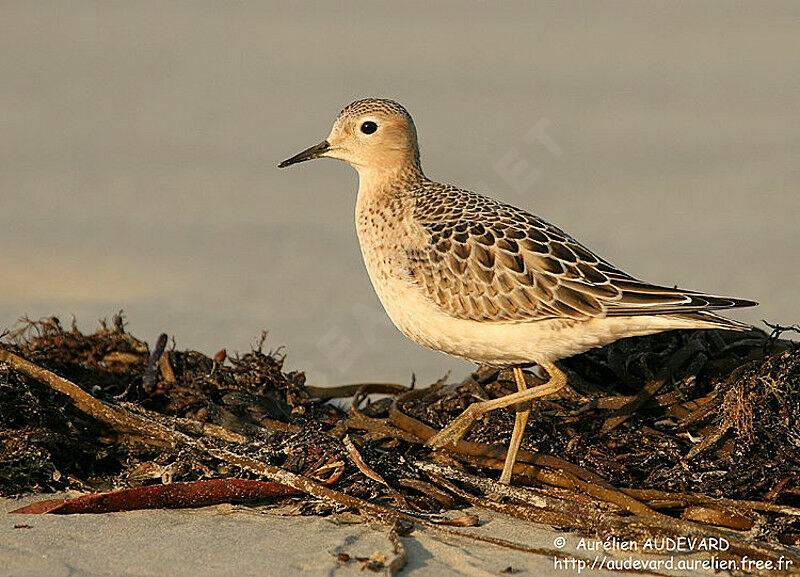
[407,186,756,323]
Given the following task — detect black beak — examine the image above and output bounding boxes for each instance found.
[278,140,330,168]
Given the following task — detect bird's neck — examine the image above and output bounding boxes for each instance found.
[355,161,425,201]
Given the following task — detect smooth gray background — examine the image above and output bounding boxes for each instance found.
[2,1,798,386]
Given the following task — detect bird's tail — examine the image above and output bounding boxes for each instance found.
[669,311,753,331]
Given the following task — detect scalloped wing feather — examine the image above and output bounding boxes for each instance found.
[407,185,757,323]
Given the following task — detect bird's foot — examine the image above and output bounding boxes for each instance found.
[426,404,483,449]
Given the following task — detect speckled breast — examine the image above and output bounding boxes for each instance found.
[354,188,434,338]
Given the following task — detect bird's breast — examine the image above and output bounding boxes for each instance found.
[355,193,412,285]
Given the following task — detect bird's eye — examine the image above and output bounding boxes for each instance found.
[360,121,378,135]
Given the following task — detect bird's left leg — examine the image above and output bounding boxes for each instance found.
[427,362,567,452]
[498,366,530,484]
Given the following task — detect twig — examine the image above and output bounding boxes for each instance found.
[415,461,601,527]
[0,348,176,447]
[763,320,800,341]
[143,333,168,392]
[159,352,177,384]
[384,523,406,577]
[601,378,666,434]
[685,416,733,459]
[396,478,456,509]
[343,434,409,509]
[120,402,247,444]
[347,384,424,443]
[622,488,800,517]
[306,382,409,400]
[681,505,753,531]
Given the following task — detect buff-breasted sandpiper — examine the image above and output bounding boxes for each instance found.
[279,98,757,484]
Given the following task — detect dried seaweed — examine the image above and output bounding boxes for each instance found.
[2,314,800,575]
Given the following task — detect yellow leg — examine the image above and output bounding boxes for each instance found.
[427,363,567,456]
[498,367,530,484]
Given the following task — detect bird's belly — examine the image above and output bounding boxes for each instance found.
[362,264,566,365]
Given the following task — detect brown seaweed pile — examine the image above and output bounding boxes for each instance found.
[2,314,800,574]
[0,316,331,496]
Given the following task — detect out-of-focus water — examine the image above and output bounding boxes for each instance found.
[2,1,798,386]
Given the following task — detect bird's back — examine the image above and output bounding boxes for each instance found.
[396,179,757,327]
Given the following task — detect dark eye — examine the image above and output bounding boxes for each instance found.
[360,121,377,135]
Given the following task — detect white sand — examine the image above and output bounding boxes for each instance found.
[0,496,577,577]
[1,494,741,577]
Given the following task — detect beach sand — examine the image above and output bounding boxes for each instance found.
[1,495,637,577]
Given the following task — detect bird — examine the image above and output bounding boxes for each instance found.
[278,98,757,484]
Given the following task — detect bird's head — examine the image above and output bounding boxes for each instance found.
[279,98,421,179]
